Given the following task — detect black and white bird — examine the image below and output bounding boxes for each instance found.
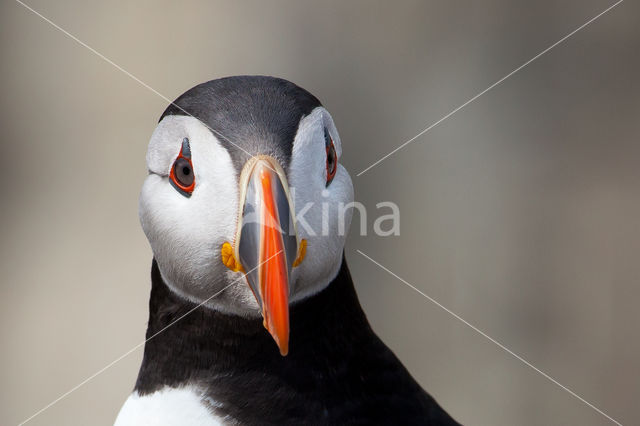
[115,76,460,425]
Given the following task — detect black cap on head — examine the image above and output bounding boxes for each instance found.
[160,76,322,172]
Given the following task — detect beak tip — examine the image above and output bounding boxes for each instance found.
[276,336,289,356]
[264,321,289,356]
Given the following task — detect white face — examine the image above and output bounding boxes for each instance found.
[139,107,353,316]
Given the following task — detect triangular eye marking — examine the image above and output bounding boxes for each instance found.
[180,137,191,159]
[169,137,196,197]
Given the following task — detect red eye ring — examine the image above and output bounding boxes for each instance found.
[170,138,195,197]
[324,128,337,186]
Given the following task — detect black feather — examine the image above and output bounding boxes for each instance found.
[134,257,460,425]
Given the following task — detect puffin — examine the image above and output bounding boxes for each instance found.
[114,76,460,425]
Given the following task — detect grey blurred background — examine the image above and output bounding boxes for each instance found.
[1,0,638,425]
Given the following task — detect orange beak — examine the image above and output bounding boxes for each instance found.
[235,156,300,356]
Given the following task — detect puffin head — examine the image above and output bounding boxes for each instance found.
[139,76,354,355]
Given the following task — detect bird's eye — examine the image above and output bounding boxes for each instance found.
[169,138,195,197]
[324,127,337,187]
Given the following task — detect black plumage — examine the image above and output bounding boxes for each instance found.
[134,258,460,425]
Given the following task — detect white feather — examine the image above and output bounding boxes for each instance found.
[140,115,258,316]
[138,108,354,314]
[288,107,354,301]
[114,386,230,425]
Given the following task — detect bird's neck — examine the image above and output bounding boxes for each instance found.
[134,255,373,394]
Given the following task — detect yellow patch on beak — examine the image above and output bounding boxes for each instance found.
[293,239,307,267]
[222,239,306,272]
[221,242,244,272]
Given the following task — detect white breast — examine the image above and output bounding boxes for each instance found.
[114,386,230,426]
